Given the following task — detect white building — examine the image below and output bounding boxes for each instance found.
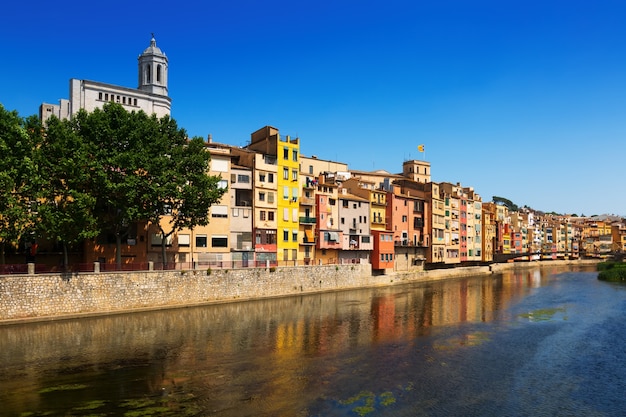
[39,36,171,122]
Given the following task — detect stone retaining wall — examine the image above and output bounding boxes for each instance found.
[0,260,599,323]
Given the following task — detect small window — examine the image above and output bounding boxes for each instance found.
[238,174,250,183]
[259,192,265,202]
[260,210,266,221]
[283,168,289,180]
[283,229,289,241]
[268,173,274,183]
[196,235,207,248]
[178,234,190,247]
[283,147,289,159]
[259,173,266,182]
[292,169,298,181]
[212,236,228,247]
[268,211,275,221]
[292,149,298,161]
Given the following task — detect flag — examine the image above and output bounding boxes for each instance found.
[418,145,425,152]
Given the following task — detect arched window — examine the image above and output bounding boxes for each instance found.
[145,65,151,83]
[156,65,162,82]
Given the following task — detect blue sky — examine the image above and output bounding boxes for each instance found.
[2,0,625,216]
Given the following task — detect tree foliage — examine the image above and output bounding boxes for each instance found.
[492,195,519,212]
[36,116,99,267]
[0,102,226,268]
[0,105,41,263]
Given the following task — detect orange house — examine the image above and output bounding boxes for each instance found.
[371,229,394,272]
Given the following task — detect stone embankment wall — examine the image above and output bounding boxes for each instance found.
[0,260,599,323]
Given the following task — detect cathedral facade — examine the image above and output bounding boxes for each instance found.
[39,36,171,122]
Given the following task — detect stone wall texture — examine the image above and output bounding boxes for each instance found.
[0,260,598,323]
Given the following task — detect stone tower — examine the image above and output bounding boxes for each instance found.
[138,35,168,96]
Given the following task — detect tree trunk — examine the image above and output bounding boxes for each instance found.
[115,234,122,268]
[62,242,69,272]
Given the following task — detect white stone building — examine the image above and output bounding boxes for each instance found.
[39,36,171,122]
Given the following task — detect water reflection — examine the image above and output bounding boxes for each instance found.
[0,265,598,416]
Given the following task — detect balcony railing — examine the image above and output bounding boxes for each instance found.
[299,216,316,224]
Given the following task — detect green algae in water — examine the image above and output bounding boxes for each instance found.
[339,389,397,416]
[519,307,567,322]
[38,383,88,394]
[73,400,107,411]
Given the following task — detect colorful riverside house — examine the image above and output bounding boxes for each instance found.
[315,174,342,264]
[463,187,482,263]
[337,189,372,264]
[237,126,300,265]
[299,156,349,264]
[386,180,429,271]
[230,128,281,265]
[426,182,446,264]
[371,229,395,273]
[439,183,462,265]
[481,203,496,263]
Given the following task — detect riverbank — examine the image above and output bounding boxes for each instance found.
[0,259,599,325]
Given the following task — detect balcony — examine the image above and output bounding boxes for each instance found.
[299,216,316,224]
[301,237,316,245]
[300,197,315,206]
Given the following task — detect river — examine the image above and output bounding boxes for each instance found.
[0,264,623,416]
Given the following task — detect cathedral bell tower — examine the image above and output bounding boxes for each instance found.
[138,35,168,96]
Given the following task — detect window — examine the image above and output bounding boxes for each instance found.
[329,198,336,206]
[260,210,266,221]
[238,174,250,183]
[268,192,274,203]
[402,215,407,222]
[178,234,190,247]
[212,236,228,247]
[292,230,298,242]
[308,165,313,174]
[212,159,229,172]
[283,208,289,221]
[284,147,289,160]
[268,173,274,183]
[292,169,298,181]
[283,229,289,241]
[292,149,298,161]
[156,64,162,82]
[218,180,228,189]
[98,92,103,100]
[283,168,289,180]
[292,188,298,200]
[259,192,265,202]
[268,211,275,221]
[211,205,228,218]
[259,173,266,182]
[283,186,289,200]
[196,235,207,248]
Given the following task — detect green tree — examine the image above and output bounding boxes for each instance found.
[492,196,519,212]
[36,116,99,269]
[73,103,156,266]
[140,116,227,267]
[74,103,226,268]
[0,105,41,265]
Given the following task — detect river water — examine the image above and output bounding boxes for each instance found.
[1,264,624,416]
